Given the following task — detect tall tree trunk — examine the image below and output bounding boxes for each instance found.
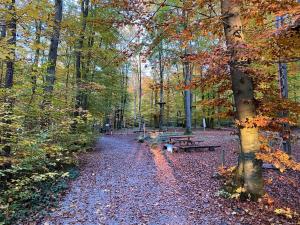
[158,42,164,131]
[29,19,42,104]
[75,0,89,116]
[5,0,16,89]
[138,54,142,130]
[133,74,137,126]
[30,0,42,98]
[0,0,16,158]
[183,52,192,134]
[41,0,62,128]
[167,73,170,128]
[0,19,6,38]
[276,16,291,154]
[221,0,264,198]
[182,8,192,134]
[44,0,63,94]
[154,87,159,128]
[120,64,128,129]
[150,87,154,127]
[0,19,6,86]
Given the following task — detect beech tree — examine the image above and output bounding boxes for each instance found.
[44,0,63,94]
[221,0,264,197]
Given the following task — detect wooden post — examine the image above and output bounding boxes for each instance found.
[221,149,225,167]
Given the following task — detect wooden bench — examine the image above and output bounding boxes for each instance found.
[168,135,194,144]
[172,139,204,146]
[191,140,204,145]
[179,145,221,152]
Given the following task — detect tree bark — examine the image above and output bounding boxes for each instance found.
[138,54,142,130]
[183,53,192,134]
[0,0,16,157]
[29,19,42,104]
[0,19,6,38]
[221,0,264,198]
[182,8,192,134]
[276,16,291,155]
[120,64,128,129]
[134,75,137,126]
[5,0,16,89]
[75,0,89,116]
[158,42,164,131]
[0,19,6,86]
[44,0,63,93]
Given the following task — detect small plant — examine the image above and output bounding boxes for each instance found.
[274,207,299,219]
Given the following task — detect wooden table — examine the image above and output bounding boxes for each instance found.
[169,135,194,142]
[168,135,195,145]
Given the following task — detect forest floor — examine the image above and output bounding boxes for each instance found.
[43,129,300,225]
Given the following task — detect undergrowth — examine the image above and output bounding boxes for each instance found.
[0,112,97,224]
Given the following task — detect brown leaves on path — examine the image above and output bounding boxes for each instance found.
[43,130,300,225]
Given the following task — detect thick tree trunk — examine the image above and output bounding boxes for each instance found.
[221,0,264,198]
[44,0,63,93]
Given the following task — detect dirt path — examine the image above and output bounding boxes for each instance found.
[44,131,300,225]
[45,135,197,225]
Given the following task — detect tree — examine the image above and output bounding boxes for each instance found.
[5,0,16,88]
[221,0,264,197]
[0,0,17,157]
[158,41,164,131]
[75,0,89,116]
[182,8,192,134]
[276,15,292,155]
[44,0,63,94]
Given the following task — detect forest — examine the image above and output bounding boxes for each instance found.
[0,0,300,224]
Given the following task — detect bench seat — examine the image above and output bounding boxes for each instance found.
[179,145,221,151]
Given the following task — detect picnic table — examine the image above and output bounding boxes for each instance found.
[179,145,221,152]
[165,135,220,153]
[168,135,194,143]
[168,135,204,146]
